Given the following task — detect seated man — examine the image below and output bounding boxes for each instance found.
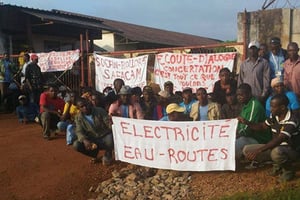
[39,84,65,140]
[109,85,144,119]
[265,77,300,117]
[220,92,242,119]
[16,95,39,124]
[56,92,79,145]
[240,94,300,182]
[162,103,191,121]
[179,87,197,115]
[235,83,272,160]
[73,97,114,165]
[190,87,220,121]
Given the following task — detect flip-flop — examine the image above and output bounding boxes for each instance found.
[90,158,100,164]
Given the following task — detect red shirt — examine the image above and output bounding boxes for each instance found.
[284,57,300,98]
[39,92,65,113]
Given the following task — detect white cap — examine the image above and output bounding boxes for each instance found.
[59,85,67,91]
[248,41,260,49]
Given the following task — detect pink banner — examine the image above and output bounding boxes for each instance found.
[33,49,80,72]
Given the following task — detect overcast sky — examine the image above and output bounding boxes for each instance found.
[3,0,300,41]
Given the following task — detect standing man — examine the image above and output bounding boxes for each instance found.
[20,53,31,89]
[238,41,271,104]
[268,37,287,80]
[25,54,43,104]
[240,94,300,182]
[284,42,300,100]
[0,53,17,110]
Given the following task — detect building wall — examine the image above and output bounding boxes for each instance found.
[237,8,300,50]
[94,32,115,52]
[31,34,79,52]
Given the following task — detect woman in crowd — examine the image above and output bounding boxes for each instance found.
[212,67,237,106]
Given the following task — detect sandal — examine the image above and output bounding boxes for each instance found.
[90,158,100,164]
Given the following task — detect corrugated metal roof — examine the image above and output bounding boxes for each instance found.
[52,9,222,46]
[98,18,222,46]
[21,9,116,32]
[2,4,221,47]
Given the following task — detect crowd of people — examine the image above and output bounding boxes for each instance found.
[1,37,300,182]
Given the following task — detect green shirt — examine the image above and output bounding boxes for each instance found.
[238,97,271,143]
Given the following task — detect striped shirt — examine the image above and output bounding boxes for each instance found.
[266,110,300,150]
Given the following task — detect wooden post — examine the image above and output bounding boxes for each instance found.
[242,9,248,61]
[80,34,84,87]
[86,30,92,87]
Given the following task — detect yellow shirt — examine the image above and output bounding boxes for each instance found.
[63,102,79,120]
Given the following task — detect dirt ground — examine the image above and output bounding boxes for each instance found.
[0,113,126,200]
[0,112,299,200]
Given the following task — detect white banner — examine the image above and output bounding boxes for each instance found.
[112,117,237,171]
[94,54,148,92]
[34,49,80,72]
[154,52,236,93]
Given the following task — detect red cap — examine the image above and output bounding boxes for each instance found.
[31,54,38,60]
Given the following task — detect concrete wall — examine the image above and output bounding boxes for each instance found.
[237,8,300,50]
[94,32,115,52]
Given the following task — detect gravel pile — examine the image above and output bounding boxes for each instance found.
[88,164,194,200]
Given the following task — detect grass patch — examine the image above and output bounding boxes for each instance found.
[218,180,300,200]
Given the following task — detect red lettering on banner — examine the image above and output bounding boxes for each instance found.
[134,147,142,159]
[190,74,198,80]
[124,145,134,159]
[173,73,187,80]
[103,69,110,79]
[197,149,209,162]
[133,124,143,137]
[191,126,200,141]
[187,151,197,162]
[120,122,131,135]
[207,124,219,139]
[144,126,154,138]
[201,73,215,81]
[124,146,154,160]
[154,127,161,138]
[177,150,188,162]
[119,121,233,141]
[174,127,184,141]
[219,125,230,138]
[207,148,218,161]
[167,148,228,164]
[207,53,236,64]
[154,69,170,79]
[220,148,228,160]
[162,54,194,65]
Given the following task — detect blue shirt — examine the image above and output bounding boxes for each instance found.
[268,50,286,79]
[179,99,197,115]
[198,105,208,121]
[159,116,169,121]
[265,91,300,117]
